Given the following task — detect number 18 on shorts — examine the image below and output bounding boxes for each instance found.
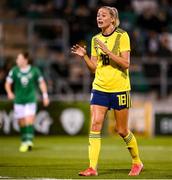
[90,90,131,110]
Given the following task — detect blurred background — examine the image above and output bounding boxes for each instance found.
[0,0,172,137]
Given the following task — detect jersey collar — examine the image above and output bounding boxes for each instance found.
[102,27,117,37]
[20,65,31,73]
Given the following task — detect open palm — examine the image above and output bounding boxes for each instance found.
[95,38,109,54]
[71,44,86,57]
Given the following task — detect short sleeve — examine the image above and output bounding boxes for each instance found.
[6,68,15,83]
[120,32,131,52]
[35,67,44,82]
[91,37,97,57]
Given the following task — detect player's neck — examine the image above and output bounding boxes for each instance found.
[102,25,115,36]
[20,64,31,73]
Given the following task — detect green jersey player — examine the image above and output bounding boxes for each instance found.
[5,52,49,152]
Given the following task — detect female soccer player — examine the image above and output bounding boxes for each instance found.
[5,52,49,152]
[71,6,143,176]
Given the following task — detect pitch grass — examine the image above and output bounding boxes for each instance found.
[0,135,172,179]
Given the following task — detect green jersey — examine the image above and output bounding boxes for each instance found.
[7,65,43,104]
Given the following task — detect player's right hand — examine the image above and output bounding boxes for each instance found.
[7,92,15,100]
[71,44,86,57]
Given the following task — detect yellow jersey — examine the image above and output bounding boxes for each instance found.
[91,28,131,92]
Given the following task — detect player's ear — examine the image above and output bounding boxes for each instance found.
[111,17,115,25]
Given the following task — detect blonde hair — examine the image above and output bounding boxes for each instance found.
[101,6,120,27]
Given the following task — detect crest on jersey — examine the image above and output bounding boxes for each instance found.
[20,76,29,86]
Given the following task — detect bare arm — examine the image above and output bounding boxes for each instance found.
[95,38,130,70]
[5,81,15,100]
[107,50,130,69]
[71,44,97,73]
[83,55,97,73]
[39,80,49,107]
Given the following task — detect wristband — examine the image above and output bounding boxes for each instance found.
[43,93,48,99]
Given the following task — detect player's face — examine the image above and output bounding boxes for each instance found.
[16,54,28,68]
[97,8,113,29]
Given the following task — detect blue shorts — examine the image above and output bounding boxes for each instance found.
[90,90,131,110]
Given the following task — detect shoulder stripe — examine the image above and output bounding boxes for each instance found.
[116,28,126,34]
[112,33,122,55]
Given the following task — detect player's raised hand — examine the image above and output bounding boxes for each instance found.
[95,38,109,54]
[71,44,86,57]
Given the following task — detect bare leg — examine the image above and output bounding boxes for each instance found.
[79,105,108,176]
[114,109,143,176]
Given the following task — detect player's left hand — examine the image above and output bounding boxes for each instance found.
[95,38,109,54]
[43,97,50,107]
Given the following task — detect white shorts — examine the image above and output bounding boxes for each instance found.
[14,103,37,119]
